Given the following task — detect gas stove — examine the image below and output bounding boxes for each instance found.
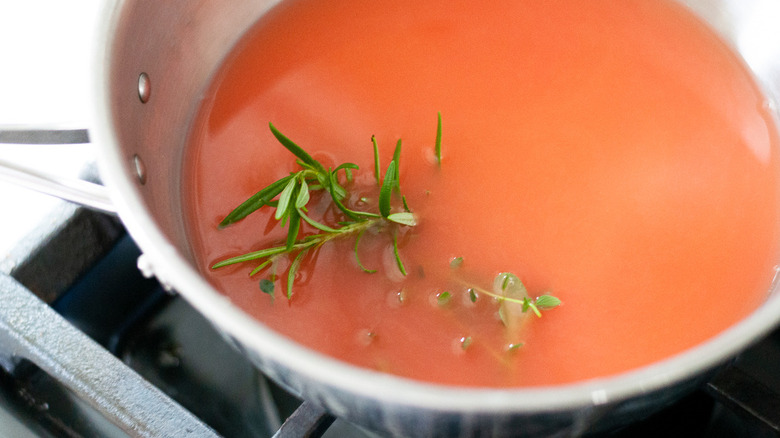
[2,2,780,437]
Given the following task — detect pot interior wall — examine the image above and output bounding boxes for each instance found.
[106,0,280,261]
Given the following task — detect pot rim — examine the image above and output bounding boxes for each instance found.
[88,0,780,416]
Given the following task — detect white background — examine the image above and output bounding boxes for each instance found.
[0,1,101,254]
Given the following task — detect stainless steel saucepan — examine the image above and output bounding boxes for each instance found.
[2,1,780,436]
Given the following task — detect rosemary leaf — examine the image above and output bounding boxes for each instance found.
[286,206,301,251]
[354,228,377,273]
[392,232,407,276]
[435,111,442,166]
[392,139,402,192]
[330,177,348,200]
[327,176,382,219]
[269,123,325,173]
[372,135,380,186]
[296,179,310,208]
[402,195,411,212]
[334,162,359,174]
[211,246,290,269]
[295,159,319,173]
[298,208,341,233]
[249,259,273,276]
[219,174,294,227]
[275,177,298,220]
[379,161,397,218]
[328,171,362,221]
[286,249,308,299]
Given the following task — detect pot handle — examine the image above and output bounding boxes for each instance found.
[0,127,116,215]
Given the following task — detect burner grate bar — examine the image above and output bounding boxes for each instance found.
[0,273,220,437]
[273,400,335,438]
[706,365,780,434]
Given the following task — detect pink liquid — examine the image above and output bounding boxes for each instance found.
[183,0,780,386]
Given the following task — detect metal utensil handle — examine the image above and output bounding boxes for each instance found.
[0,128,116,215]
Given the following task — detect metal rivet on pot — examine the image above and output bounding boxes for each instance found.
[137,72,151,103]
[133,154,147,185]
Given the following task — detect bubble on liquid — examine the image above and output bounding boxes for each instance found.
[387,288,407,307]
[422,146,439,166]
[356,329,377,346]
[355,196,370,208]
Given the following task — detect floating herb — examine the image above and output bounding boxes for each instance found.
[212,121,424,298]
[507,342,524,351]
[435,111,443,166]
[449,256,464,269]
[437,291,452,306]
[259,279,275,295]
[461,272,561,324]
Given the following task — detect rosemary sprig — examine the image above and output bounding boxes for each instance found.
[212,122,419,299]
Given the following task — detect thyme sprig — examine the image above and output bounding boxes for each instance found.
[212,122,422,299]
[485,272,560,322]
[450,260,561,323]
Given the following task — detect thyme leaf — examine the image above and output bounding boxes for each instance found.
[259,279,275,295]
[269,122,325,173]
[535,295,562,309]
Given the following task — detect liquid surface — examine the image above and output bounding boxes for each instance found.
[183,0,780,386]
